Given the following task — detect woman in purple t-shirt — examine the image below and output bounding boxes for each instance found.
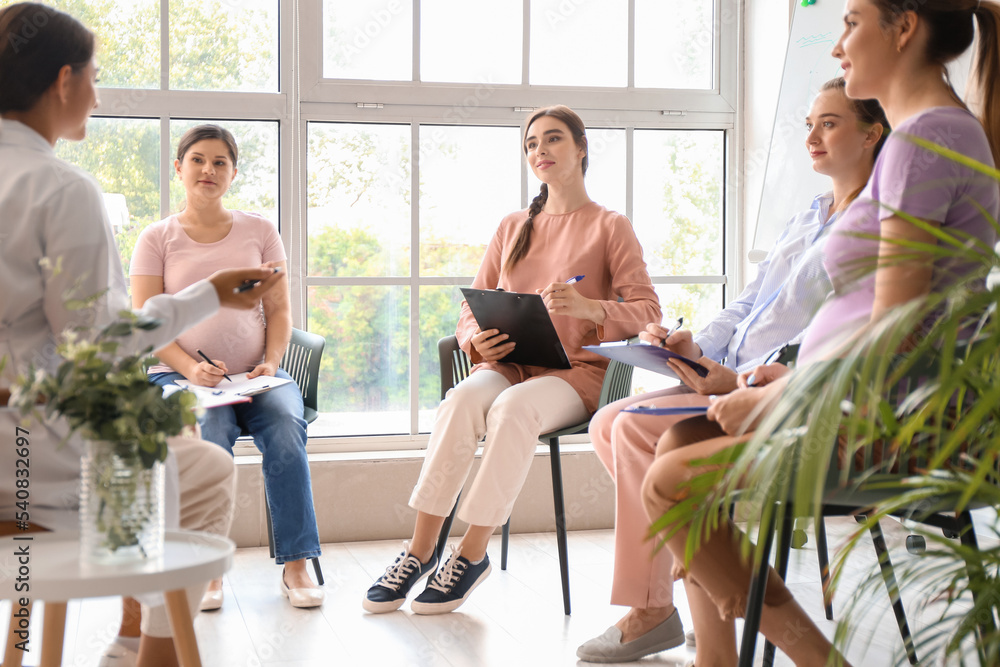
[640,1,1000,665]
[131,125,324,610]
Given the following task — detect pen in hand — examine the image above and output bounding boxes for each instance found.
[196,349,233,383]
[659,316,684,348]
[565,275,585,285]
[233,266,282,294]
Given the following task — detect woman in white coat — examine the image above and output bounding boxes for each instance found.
[0,4,283,666]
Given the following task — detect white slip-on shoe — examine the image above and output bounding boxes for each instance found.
[281,571,325,608]
[97,636,139,667]
[199,587,223,612]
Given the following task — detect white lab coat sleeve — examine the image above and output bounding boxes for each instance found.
[39,173,218,357]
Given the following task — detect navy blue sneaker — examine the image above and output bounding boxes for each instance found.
[363,541,438,613]
[410,546,491,614]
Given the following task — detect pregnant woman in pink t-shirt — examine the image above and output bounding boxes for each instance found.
[130,125,323,610]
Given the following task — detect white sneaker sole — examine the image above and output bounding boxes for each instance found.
[362,566,435,614]
[410,563,492,615]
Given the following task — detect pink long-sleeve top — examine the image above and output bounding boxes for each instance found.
[457,201,661,413]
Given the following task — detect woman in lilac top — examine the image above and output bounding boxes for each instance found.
[131,125,324,610]
[640,1,1000,665]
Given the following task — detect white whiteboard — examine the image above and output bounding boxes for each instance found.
[750,0,973,255]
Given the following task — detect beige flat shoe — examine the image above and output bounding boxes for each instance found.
[199,588,223,612]
[281,572,324,608]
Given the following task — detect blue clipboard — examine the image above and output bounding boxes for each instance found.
[583,339,709,380]
[621,405,709,416]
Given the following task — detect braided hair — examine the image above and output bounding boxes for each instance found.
[502,105,589,277]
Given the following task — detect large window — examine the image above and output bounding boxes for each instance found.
[17,0,739,450]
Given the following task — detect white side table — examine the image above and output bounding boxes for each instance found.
[0,529,234,667]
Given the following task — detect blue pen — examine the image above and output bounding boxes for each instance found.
[565,275,585,284]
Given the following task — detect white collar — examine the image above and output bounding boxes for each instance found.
[0,118,55,155]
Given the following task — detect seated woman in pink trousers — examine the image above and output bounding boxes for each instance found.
[577,78,889,663]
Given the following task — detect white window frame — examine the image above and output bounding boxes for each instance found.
[89,0,743,453]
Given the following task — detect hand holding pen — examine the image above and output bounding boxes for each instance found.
[539,274,603,322]
[188,350,233,387]
[659,316,684,347]
[739,362,791,389]
[233,266,283,294]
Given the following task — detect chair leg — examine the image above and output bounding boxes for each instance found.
[311,557,325,586]
[956,511,997,648]
[264,486,276,561]
[436,494,460,564]
[739,510,776,667]
[762,510,795,667]
[501,517,510,571]
[549,437,571,616]
[815,514,834,621]
[867,514,918,665]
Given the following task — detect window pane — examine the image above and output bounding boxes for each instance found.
[22,0,160,89]
[527,127,626,218]
[530,0,627,87]
[169,0,278,92]
[635,0,715,89]
[630,284,723,394]
[417,286,465,432]
[323,0,412,81]
[309,286,410,436]
[307,123,411,277]
[420,126,521,277]
[54,117,160,276]
[169,120,279,225]
[421,0,521,84]
[633,130,724,277]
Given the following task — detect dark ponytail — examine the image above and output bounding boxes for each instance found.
[973,2,1000,167]
[503,105,588,276]
[0,3,94,114]
[871,0,1000,166]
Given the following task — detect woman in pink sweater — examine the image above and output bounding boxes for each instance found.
[364,105,661,615]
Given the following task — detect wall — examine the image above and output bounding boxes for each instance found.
[229,447,616,547]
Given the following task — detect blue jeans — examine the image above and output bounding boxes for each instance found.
[150,369,321,564]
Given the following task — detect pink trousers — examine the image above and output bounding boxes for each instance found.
[590,385,712,608]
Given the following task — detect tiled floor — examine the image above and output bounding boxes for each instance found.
[10,516,990,666]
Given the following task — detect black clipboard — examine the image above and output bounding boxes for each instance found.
[460,288,572,369]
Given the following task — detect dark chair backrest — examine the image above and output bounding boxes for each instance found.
[280,327,325,423]
[439,335,472,400]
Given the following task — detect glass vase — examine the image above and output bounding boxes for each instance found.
[80,440,165,563]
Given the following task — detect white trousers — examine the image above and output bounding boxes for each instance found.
[409,370,589,528]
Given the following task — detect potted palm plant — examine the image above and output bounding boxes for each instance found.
[651,139,1000,665]
[9,308,197,563]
